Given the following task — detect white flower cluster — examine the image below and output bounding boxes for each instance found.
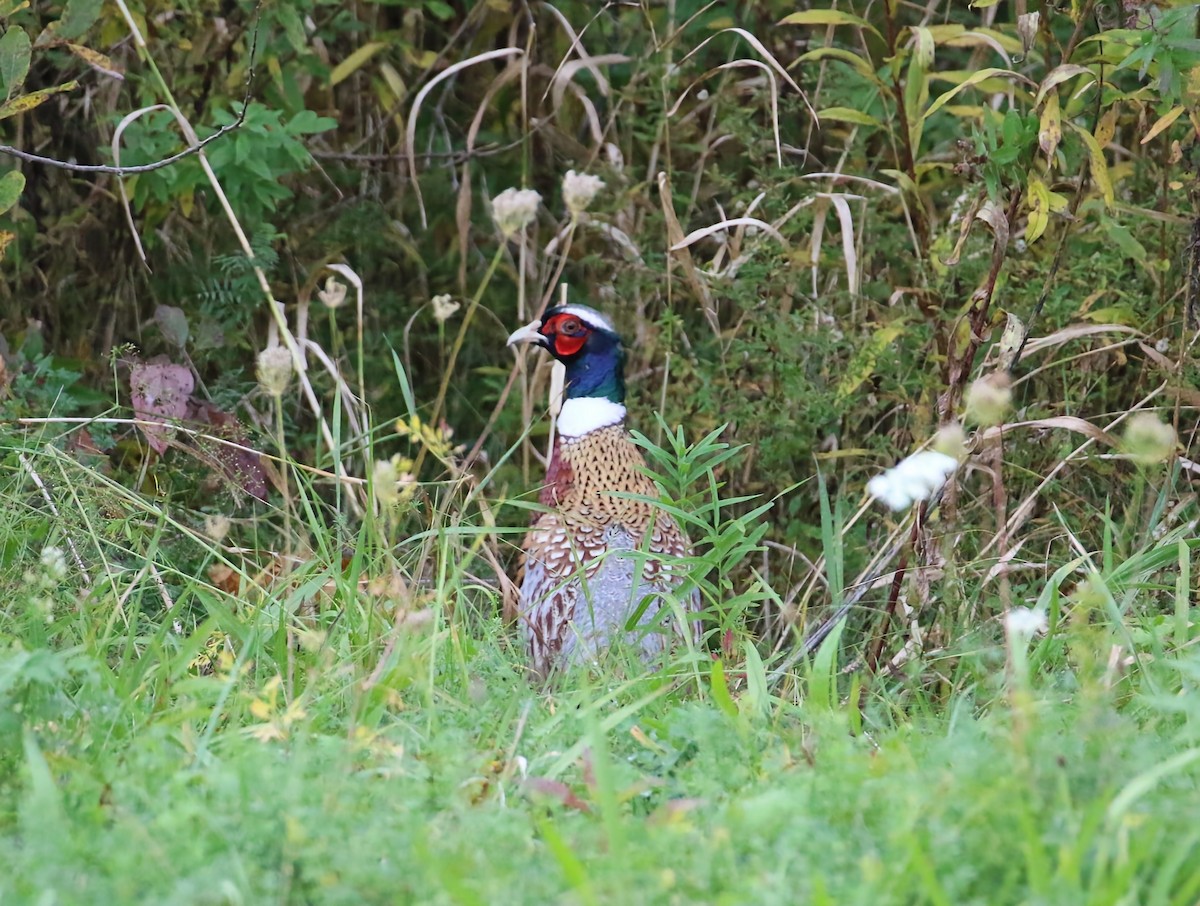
[1004,606,1048,642]
[867,450,958,512]
[431,294,460,324]
[562,170,604,215]
[491,188,541,237]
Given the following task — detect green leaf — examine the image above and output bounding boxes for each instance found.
[0,25,30,96]
[154,305,189,348]
[818,106,881,127]
[0,168,24,215]
[0,1,30,16]
[836,324,905,402]
[709,659,740,719]
[56,0,103,41]
[779,9,883,41]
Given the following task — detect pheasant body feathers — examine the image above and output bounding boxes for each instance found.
[507,305,700,676]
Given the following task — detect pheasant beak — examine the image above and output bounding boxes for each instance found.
[506,318,547,349]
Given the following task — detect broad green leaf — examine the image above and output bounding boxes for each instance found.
[971,0,1003,7]
[0,80,77,120]
[795,47,879,82]
[709,659,740,719]
[818,106,881,127]
[56,0,103,41]
[1068,121,1114,208]
[1142,105,1185,144]
[905,31,930,151]
[1034,64,1095,107]
[924,68,1028,119]
[154,304,189,348]
[1039,91,1061,159]
[1025,174,1050,244]
[0,168,22,215]
[330,41,388,87]
[779,9,883,41]
[0,25,29,96]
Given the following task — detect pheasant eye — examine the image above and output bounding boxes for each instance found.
[559,318,584,336]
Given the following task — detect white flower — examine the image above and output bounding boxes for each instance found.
[867,450,958,512]
[317,276,347,309]
[1155,338,1170,353]
[491,187,541,237]
[431,294,460,323]
[40,545,67,580]
[1005,606,1048,641]
[562,170,605,215]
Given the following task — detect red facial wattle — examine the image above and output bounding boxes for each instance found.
[541,314,589,358]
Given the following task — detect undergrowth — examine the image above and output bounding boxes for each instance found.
[1,0,1200,902]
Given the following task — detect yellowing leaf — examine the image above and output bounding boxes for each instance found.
[330,41,387,87]
[779,9,883,41]
[0,229,13,261]
[0,80,76,120]
[818,106,881,127]
[1025,175,1050,244]
[0,1,30,15]
[795,47,878,82]
[924,68,1028,120]
[1039,90,1061,160]
[65,42,121,79]
[1034,64,1095,107]
[1068,121,1114,208]
[1094,105,1118,147]
[1141,105,1184,145]
[836,324,905,402]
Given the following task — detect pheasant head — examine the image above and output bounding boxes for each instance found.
[506,305,627,437]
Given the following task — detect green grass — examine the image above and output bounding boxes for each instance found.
[2,429,1200,906]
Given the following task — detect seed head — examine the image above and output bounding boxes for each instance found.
[491,188,541,237]
[256,345,293,398]
[562,170,605,215]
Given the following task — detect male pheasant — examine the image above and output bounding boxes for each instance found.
[507,304,701,676]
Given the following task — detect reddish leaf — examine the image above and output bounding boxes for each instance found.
[129,360,193,455]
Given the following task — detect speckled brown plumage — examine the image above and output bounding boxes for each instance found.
[517,425,700,676]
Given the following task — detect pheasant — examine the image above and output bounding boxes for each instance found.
[507,304,701,676]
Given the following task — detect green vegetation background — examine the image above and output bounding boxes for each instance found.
[1,0,1200,902]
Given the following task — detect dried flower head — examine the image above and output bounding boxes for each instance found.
[1004,606,1048,643]
[867,450,958,512]
[373,455,417,509]
[491,187,541,237]
[1123,412,1176,466]
[431,294,460,324]
[562,170,605,215]
[318,276,348,310]
[256,345,293,398]
[933,422,966,459]
[204,514,232,543]
[964,372,1012,427]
